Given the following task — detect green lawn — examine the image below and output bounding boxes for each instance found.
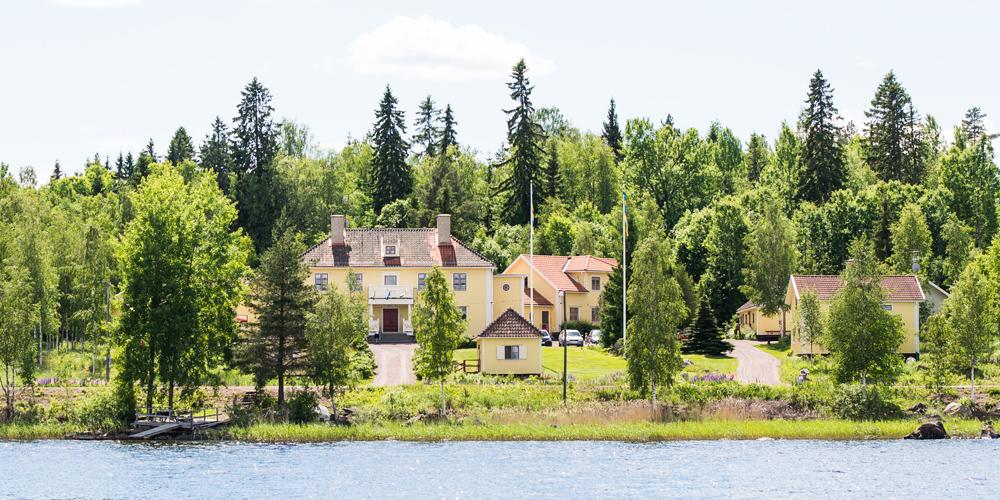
[454,346,735,382]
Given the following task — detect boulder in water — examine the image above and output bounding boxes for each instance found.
[904,421,948,440]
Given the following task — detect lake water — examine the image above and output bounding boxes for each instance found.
[1,439,997,499]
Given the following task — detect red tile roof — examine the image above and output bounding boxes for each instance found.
[523,288,553,306]
[790,275,925,302]
[512,254,617,292]
[478,309,542,338]
[563,255,618,273]
[301,229,493,268]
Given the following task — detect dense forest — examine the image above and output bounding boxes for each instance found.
[1,59,999,415]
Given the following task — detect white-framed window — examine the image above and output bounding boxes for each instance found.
[314,273,329,291]
[458,306,467,319]
[591,307,599,322]
[418,273,427,290]
[569,307,579,321]
[591,276,601,291]
[349,272,363,292]
[384,244,397,256]
[497,345,526,360]
[453,273,467,291]
[384,274,398,286]
[881,304,893,311]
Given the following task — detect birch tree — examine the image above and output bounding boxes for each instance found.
[412,267,465,414]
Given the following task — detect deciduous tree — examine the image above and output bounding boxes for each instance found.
[412,267,465,414]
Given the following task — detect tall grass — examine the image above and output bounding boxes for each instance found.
[0,423,83,440]
[229,418,984,442]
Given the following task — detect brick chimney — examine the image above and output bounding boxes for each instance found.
[331,215,346,247]
[436,214,452,246]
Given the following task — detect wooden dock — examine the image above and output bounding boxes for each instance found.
[129,408,227,439]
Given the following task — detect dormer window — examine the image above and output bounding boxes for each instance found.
[384,244,397,256]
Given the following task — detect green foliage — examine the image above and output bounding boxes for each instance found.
[116,164,250,412]
[305,286,371,412]
[832,385,904,421]
[795,290,823,353]
[682,291,732,356]
[497,59,545,225]
[742,200,797,318]
[235,225,315,406]
[625,237,687,401]
[413,95,440,158]
[702,197,750,321]
[601,98,623,163]
[824,238,904,385]
[232,77,283,253]
[412,267,466,412]
[863,71,926,184]
[166,127,195,165]
[287,390,319,424]
[370,86,412,215]
[920,313,953,404]
[798,70,845,203]
[945,258,1000,398]
[889,203,931,273]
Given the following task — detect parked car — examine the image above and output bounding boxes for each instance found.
[560,329,584,347]
[540,330,552,346]
[589,329,602,344]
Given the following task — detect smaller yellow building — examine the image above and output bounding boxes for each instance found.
[786,275,925,356]
[476,309,543,376]
[736,301,786,341]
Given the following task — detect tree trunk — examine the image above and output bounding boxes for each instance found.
[781,307,786,339]
[971,359,976,401]
[330,384,337,423]
[440,379,446,415]
[146,336,155,414]
[168,379,174,414]
[277,334,286,409]
[650,372,657,411]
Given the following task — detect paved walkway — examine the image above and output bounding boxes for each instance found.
[730,340,782,385]
[371,344,417,386]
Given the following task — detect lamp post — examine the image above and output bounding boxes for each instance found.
[560,290,567,404]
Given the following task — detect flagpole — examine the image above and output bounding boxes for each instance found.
[622,189,627,345]
[529,183,534,329]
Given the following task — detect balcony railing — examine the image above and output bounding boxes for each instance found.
[368,285,414,304]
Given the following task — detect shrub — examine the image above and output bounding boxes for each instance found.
[832,385,904,421]
[561,320,597,334]
[287,391,319,424]
[70,385,134,432]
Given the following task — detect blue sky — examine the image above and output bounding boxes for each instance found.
[2,0,997,180]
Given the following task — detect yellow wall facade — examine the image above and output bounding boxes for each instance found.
[477,337,542,375]
[503,257,610,332]
[786,285,921,355]
[493,274,525,320]
[307,266,495,338]
[738,307,785,337]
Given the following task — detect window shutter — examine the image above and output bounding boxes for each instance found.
[497,346,504,359]
[519,345,527,360]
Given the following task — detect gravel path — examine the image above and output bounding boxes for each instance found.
[371,344,417,386]
[730,340,782,385]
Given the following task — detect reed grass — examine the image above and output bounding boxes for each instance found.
[228,418,984,442]
[0,423,83,440]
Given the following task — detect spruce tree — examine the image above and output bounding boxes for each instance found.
[114,153,128,183]
[200,117,234,196]
[544,141,560,199]
[497,59,545,225]
[798,70,844,202]
[602,98,623,162]
[683,291,732,356]
[51,160,62,181]
[413,96,440,158]
[745,133,769,182]
[231,77,282,253]
[370,85,412,215]
[863,71,926,184]
[961,107,987,143]
[438,104,458,154]
[135,139,156,181]
[166,126,195,165]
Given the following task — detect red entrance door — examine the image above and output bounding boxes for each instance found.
[383,308,399,332]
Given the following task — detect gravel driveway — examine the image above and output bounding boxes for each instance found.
[730,340,782,385]
[371,344,417,386]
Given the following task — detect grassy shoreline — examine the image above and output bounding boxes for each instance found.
[0,419,983,442]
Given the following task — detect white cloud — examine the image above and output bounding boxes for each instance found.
[347,16,554,81]
[50,0,141,8]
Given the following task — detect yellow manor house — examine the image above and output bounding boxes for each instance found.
[294,213,617,340]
